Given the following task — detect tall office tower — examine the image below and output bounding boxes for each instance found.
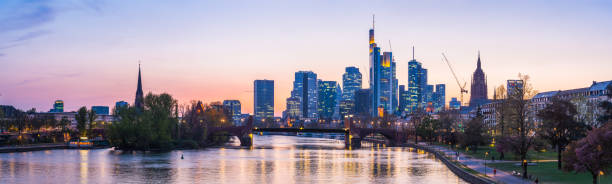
[292,71,318,119]
[420,68,428,108]
[424,84,434,112]
[368,17,397,117]
[354,89,371,117]
[135,64,144,110]
[334,84,342,120]
[285,97,301,119]
[469,52,488,107]
[317,80,338,119]
[223,100,242,125]
[254,80,274,120]
[342,66,362,101]
[434,84,446,112]
[407,56,425,114]
[399,85,407,115]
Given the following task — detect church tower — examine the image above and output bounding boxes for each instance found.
[469,52,488,107]
[135,64,144,109]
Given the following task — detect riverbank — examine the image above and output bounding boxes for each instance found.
[404,143,504,184]
[0,143,68,153]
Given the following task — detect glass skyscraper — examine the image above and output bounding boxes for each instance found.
[317,80,338,119]
[407,59,424,113]
[434,84,446,112]
[254,80,274,120]
[369,22,397,117]
[342,66,362,101]
[291,71,318,119]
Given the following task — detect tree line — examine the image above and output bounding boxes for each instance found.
[412,74,612,184]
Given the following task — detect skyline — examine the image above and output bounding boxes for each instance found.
[1,1,612,115]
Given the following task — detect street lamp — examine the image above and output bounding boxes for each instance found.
[485,151,489,176]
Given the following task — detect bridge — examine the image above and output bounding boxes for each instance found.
[207,116,409,148]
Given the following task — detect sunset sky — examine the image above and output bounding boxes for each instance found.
[1,0,611,115]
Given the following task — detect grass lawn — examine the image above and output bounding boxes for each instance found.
[435,143,557,161]
[487,161,611,184]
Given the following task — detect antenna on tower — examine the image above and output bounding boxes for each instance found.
[372,14,375,29]
[412,46,415,60]
[388,40,392,52]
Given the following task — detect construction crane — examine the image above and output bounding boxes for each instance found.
[442,53,468,106]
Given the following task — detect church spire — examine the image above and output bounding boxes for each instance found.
[477,50,481,69]
[135,62,144,109]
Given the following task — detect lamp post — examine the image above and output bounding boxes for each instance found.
[485,151,489,176]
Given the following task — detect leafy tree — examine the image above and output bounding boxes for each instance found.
[416,116,439,143]
[461,108,487,152]
[538,97,589,169]
[87,109,97,136]
[60,116,70,132]
[598,85,612,126]
[75,107,88,137]
[496,73,538,178]
[107,93,178,150]
[439,110,459,147]
[562,124,612,184]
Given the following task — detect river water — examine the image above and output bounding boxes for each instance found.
[0,135,466,184]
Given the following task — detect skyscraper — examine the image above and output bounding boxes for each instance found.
[469,52,488,107]
[407,57,424,113]
[399,85,407,115]
[135,64,144,110]
[317,80,338,119]
[292,71,318,119]
[342,66,362,101]
[434,84,446,112]
[368,17,397,117]
[223,100,242,125]
[354,89,371,117]
[254,80,274,120]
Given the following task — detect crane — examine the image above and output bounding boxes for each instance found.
[442,53,468,106]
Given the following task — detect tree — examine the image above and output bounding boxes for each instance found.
[493,85,509,159]
[538,97,589,169]
[416,116,439,143]
[496,73,538,178]
[562,123,612,184]
[598,85,612,126]
[87,109,97,136]
[75,107,88,137]
[59,116,70,132]
[461,108,487,152]
[439,110,460,147]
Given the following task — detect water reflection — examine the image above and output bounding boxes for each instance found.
[0,135,466,184]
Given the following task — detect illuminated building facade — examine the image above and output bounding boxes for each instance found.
[50,100,64,113]
[223,100,242,125]
[342,66,362,101]
[368,18,397,117]
[91,106,110,115]
[292,71,319,119]
[318,80,338,119]
[254,80,274,120]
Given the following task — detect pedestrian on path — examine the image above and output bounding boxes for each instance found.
[493,168,496,175]
[535,178,539,184]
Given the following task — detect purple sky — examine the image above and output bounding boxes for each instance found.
[1,0,611,115]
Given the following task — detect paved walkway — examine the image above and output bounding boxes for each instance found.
[427,144,534,184]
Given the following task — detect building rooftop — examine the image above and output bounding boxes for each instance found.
[589,80,612,91]
[532,91,560,99]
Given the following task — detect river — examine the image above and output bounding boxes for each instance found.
[0,135,467,184]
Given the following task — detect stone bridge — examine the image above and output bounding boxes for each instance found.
[207,116,408,148]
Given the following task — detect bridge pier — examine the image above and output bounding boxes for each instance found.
[239,134,252,147]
